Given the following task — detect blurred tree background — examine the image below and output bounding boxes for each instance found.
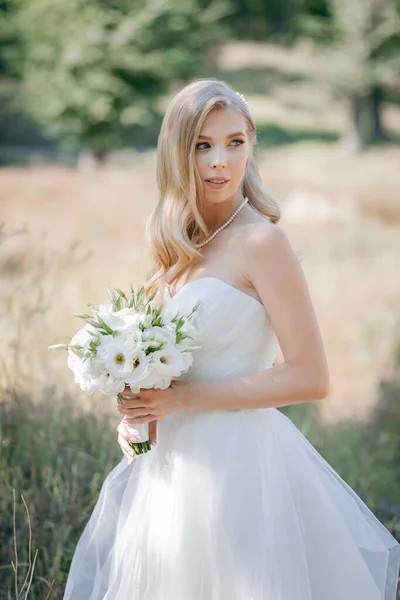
[2,0,229,160]
[0,0,399,597]
[0,0,398,160]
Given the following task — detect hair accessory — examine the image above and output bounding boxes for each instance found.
[235,91,250,110]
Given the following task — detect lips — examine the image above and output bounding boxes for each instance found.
[205,178,230,183]
[205,178,230,190]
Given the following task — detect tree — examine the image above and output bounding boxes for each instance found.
[307,0,400,151]
[0,0,14,76]
[7,0,230,160]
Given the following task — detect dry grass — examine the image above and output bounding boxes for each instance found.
[0,141,399,427]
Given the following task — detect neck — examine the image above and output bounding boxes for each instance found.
[204,193,246,230]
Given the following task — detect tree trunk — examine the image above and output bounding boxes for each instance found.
[371,86,386,142]
[77,147,108,171]
[341,87,386,153]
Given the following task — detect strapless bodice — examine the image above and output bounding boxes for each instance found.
[163,277,278,382]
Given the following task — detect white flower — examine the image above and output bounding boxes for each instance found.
[163,320,177,338]
[139,373,172,390]
[124,350,151,391]
[67,354,107,395]
[69,323,97,349]
[149,343,186,378]
[142,314,153,329]
[143,325,176,350]
[180,349,194,372]
[101,373,126,396]
[95,337,142,380]
[117,325,143,352]
[58,296,201,400]
[95,302,144,331]
[67,324,100,390]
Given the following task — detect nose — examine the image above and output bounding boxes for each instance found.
[209,147,227,169]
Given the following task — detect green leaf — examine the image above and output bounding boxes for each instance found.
[96,316,116,335]
[48,343,69,351]
[115,287,127,300]
[108,288,117,304]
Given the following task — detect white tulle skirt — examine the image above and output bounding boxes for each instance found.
[63,407,400,599]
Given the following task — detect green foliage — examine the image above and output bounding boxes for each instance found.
[221,0,330,40]
[0,386,122,597]
[301,0,400,95]
[0,0,16,75]
[296,0,400,148]
[7,0,230,155]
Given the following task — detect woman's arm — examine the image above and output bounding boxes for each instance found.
[185,223,330,411]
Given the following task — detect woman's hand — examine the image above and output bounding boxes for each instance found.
[117,417,158,466]
[115,380,189,425]
[117,417,137,465]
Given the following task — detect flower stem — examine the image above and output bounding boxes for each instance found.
[129,440,152,454]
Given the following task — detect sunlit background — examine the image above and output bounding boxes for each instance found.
[0,0,399,596]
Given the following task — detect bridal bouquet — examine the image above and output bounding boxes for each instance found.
[49,285,201,454]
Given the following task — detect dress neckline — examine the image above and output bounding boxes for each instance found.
[166,276,264,310]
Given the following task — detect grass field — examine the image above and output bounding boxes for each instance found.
[1,138,399,425]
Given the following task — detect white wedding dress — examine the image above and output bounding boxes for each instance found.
[64,277,400,600]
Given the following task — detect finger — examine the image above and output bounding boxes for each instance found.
[122,385,147,398]
[125,415,155,425]
[117,420,131,436]
[118,433,136,459]
[121,411,157,424]
[117,421,136,445]
[121,448,134,463]
[117,421,137,443]
[116,406,157,421]
[148,420,157,445]
[116,399,150,412]
[118,406,156,418]
[118,431,134,453]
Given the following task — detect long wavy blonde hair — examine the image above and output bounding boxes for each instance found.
[144,78,281,298]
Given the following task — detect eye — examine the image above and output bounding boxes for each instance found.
[196,139,245,150]
[196,142,210,150]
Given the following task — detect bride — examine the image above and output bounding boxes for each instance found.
[64,78,400,599]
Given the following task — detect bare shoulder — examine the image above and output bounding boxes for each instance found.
[243,221,295,266]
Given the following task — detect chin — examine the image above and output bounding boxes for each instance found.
[204,188,237,202]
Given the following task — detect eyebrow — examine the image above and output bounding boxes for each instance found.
[198,131,246,140]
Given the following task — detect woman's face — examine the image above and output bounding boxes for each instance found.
[194,107,252,205]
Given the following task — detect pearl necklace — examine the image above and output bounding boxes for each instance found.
[195,197,249,249]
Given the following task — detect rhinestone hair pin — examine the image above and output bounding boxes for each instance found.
[235,91,250,110]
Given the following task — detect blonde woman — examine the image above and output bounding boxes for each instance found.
[64,79,400,599]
